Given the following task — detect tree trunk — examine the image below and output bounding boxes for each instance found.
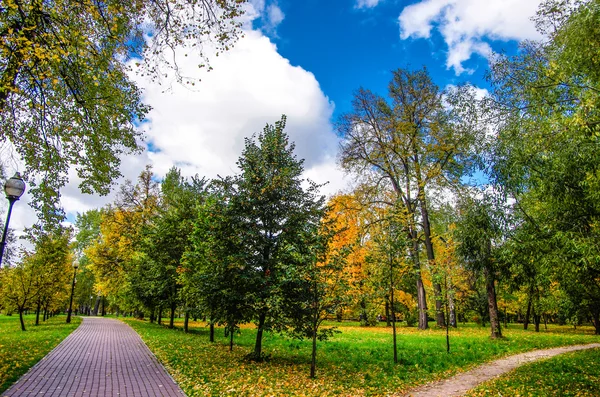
[417,174,444,328]
[410,229,428,330]
[229,325,235,352]
[390,255,398,363]
[591,308,600,335]
[169,302,176,329]
[448,285,457,328]
[310,322,318,378]
[524,290,532,330]
[150,307,155,324]
[157,307,162,325]
[391,292,398,364]
[19,308,26,331]
[416,274,428,329]
[485,267,502,338]
[184,310,189,333]
[253,311,267,359]
[35,301,41,326]
[385,300,391,326]
[209,322,215,342]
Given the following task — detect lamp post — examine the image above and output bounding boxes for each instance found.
[0,173,26,267]
[66,262,79,323]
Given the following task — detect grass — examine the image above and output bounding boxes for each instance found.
[122,318,599,397]
[465,347,600,397]
[0,314,81,393]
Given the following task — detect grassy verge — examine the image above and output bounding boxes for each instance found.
[0,314,81,393]
[123,318,598,397]
[466,347,600,397]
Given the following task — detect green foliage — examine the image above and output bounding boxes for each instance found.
[488,0,600,334]
[0,0,246,224]
[220,115,327,358]
[1,227,72,330]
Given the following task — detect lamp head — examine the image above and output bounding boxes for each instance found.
[4,173,26,201]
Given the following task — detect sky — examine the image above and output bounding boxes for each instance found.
[5,0,545,236]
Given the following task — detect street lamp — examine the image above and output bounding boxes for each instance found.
[0,173,26,266]
[66,262,79,323]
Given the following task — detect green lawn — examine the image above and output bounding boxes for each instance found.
[123,319,599,397]
[0,314,81,393]
[466,347,600,397]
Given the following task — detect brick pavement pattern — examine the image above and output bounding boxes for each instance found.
[2,317,186,397]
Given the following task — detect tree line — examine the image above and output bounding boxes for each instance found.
[0,0,599,378]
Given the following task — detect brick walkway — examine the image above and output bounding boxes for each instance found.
[2,317,186,397]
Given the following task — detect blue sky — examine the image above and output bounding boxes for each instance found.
[256,0,539,118]
[10,0,545,230]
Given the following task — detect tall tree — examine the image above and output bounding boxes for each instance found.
[0,0,246,223]
[455,194,505,338]
[488,0,600,333]
[137,167,206,328]
[338,67,481,329]
[227,115,326,360]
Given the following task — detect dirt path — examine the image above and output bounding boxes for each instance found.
[395,343,600,397]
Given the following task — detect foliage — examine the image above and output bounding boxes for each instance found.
[454,193,506,338]
[1,227,72,330]
[338,67,484,329]
[0,0,246,224]
[220,115,327,360]
[487,0,600,334]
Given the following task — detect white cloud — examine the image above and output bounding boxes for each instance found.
[266,4,285,30]
[399,0,543,74]
[355,0,384,9]
[246,0,285,34]
[57,26,337,225]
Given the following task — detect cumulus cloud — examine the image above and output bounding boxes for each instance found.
[399,0,543,74]
[355,0,384,9]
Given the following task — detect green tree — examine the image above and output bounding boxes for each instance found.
[135,167,206,328]
[228,115,326,360]
[454,193,505,338]
[487,0,600,333]
[2,227,72,330]
[73,209,103,314]
[184,184,252,345]
[0,0,245,224]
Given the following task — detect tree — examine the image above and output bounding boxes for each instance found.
[487,0,600,334]
[0,0,246,223]
[86,166,160,313]
[137,167,206,328]
[73,209,103,315]
[338,67,481,329]
[227,115,326,360]
[2,227,72,330]
[454,194,505,338]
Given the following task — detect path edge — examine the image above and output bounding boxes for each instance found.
[395,342,600,397]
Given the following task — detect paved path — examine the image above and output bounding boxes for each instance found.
[2,317,186,397]
[398,343,600,397]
